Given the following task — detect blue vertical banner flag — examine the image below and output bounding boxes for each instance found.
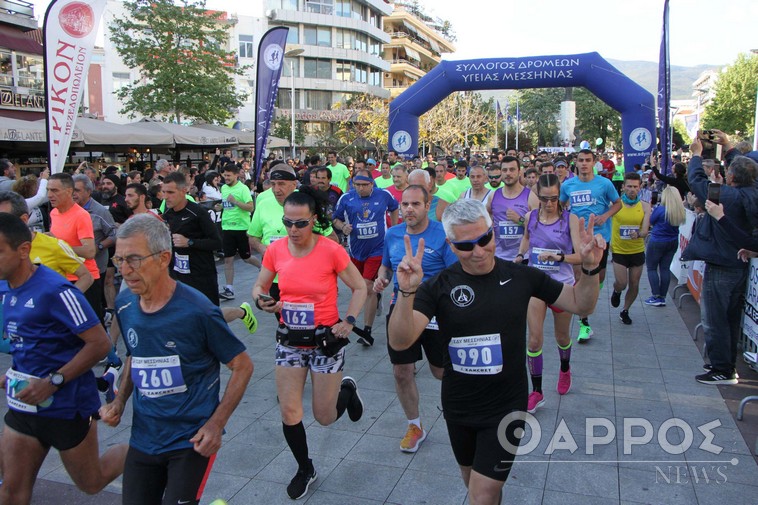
[504,98,511,124]
[496,100,503,120]
[657,0,671,174]
[43,0,106,173]
[254,27,289,182]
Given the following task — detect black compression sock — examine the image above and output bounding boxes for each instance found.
[531,375,543,394]
[282,422,310,471]
[581,317,589,326]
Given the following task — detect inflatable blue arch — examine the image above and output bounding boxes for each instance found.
[388,52,655,169]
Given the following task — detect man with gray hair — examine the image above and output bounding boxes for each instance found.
[99,214,253,505]
[388,199,605,504]
[155,159,173,181]
[688,131,758,385]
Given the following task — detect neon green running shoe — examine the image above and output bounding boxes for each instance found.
[240,302,258,334]
[576,323,593,343]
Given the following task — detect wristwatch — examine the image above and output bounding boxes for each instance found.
[97,243,104,251]
[187,239,195,247]
[49,371,65,389]
[345,315,356,326]
[581,264,602,276]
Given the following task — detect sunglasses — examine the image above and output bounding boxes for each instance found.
[538,196,559,202]
[450,228,494,251]
[282,217,312,229]
[488,175,501,180]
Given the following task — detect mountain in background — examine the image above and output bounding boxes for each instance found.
[608,59,721,100]
[477,60,722,102]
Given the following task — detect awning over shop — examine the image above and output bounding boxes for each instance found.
[129,120,238,146]
[191,123,255,144]
[0,32,43,55]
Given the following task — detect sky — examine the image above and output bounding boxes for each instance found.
[30,0,757,67]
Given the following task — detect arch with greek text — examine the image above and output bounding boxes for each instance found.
[388,52,655,169]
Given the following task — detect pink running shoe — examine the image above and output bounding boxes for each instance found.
[527,391,545,414]
[557,369,572,395]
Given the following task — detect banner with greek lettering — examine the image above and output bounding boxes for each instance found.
[657,0,671,175]
[253,26,289,183]
[743,258,758,359]
[388,52,655,171]
[43,0,106,174]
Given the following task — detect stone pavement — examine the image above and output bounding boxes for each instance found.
[6,257,758,505]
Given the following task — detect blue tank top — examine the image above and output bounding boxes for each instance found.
[526,209,575,284]
[491,186,531,260]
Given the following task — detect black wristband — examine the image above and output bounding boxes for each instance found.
[398,289,417,297]
[581,264,602,276]
[557,252,565,263]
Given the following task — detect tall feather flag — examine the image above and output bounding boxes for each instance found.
[254,27,289,183]
[496,100,503,121]
[657,0,671,174]
[43,0,107,173]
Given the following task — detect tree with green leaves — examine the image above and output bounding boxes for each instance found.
[703,52,758,137]
[271,115,305,148]
[574,88,621,150]
[109,0,247,124]
[515,88,562,147]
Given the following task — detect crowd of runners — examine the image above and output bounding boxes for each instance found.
[0,127,757,504]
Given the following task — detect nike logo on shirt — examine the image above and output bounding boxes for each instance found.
[500,279,512,286]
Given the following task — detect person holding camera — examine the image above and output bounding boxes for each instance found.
[252,186,367,500]
[688,130,758,385]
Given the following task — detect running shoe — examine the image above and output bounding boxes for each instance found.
[527,391,545,413]
[695,370,738,385]
[619,310,632,325]
[219,287,235,301]
[702,364,739,379]
[557,369,572,395]
[102,365,121,403]
[656,295,667,306]
[356,328,373,347]
[286,460,317,500]
[239,302,258,334]
[644,295,661,306]
[103,309,114,328]
[400,424,427,453]
[341,376,364,422]
[576,323,593,343]
[611,290,621,308]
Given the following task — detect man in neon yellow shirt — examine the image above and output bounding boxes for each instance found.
[219,165,260,301]
[442,160,472,199]
[327,151,350,192]
[375,161,394,189]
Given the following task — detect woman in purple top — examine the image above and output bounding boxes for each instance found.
[515,174,583,414]
[644,186,686,306]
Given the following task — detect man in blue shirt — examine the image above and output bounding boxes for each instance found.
[560,149,621,342]
[374,185,458,453]
[333,169,399,345]
[0,213,127,505]
[99,214,253,505]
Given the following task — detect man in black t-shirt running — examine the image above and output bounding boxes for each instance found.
[388,199,605,505]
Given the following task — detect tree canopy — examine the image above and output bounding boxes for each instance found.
[109,0,247,124]
[703,53,758,137]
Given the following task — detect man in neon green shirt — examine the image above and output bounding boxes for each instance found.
[219,164,260,301]
[442,160,472,199]
[327,151,350,192]
[485,164,504,190]
[247,164,337,308]
[387,150,404,170]
[375,160,394,189]
[612,153,625,194]
[434,162,457,203]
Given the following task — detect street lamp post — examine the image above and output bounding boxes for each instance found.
[284,47,304,160]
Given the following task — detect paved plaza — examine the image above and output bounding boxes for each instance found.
[6,257,758,505]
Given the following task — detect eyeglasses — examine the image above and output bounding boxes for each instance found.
[538,196,559,202]
[450,228,494,251]
[282,217,312,229]
[488,175,501,180]
[112,252,162,270]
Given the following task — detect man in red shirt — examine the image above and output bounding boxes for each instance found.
[49,173,103,321]
[598,152,616,180]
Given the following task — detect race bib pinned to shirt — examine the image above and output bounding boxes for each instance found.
[131,355,187,398]
[448,334,503,375]
[356,221,378,240]
[530,247,560,272]
[281,302,315,330]
[268,235,285,244]
[569,190,593,207]
[498,220,524,240]
[5,368,46,413]
[173,253,190,274]
[619,225,639,239]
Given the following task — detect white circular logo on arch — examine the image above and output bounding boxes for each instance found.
[391,130,412,153]
[263,44,284,71]
[629,127,652,152]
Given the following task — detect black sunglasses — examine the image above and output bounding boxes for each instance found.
[450,228,494,251]
[282,217,312,229]
[538,196,559,202]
